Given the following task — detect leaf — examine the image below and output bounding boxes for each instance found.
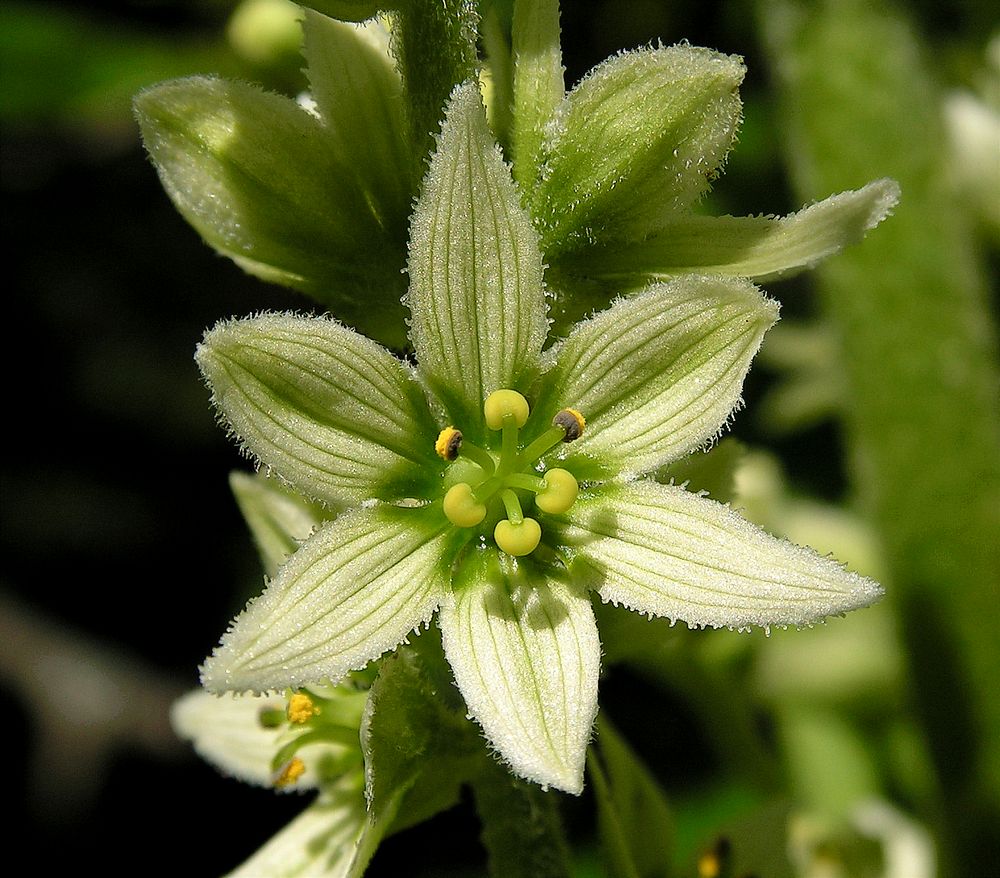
[229,471,326,577]
[407,81,548,433]
[589,714,673,878]
[532,45,744,256]
[302,11,413,228]
[134,77,408,346]
[567,179,900,283]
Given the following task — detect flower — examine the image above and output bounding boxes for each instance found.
[173,684,372,877]
[196,82,881,795]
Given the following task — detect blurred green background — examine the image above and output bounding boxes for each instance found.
[2,1,997,875]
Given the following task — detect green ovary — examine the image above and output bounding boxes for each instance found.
[437,390,582,557]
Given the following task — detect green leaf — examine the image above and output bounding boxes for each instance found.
[552,480,883,630]
[302,11,413,229]
[588,713,673,878]
[531,45,744,257]
[196,314,440,507]
[511,0,563,188]
[200,504,450,693]
[472,759,573,878]
[438,551,600,794]
[408,81,548,431]
[134,77,408,347]
[355,632,482,875]
[229,471,327,577]
[227,779,368,878]
[567,179,900,284]
[532,277,778,481]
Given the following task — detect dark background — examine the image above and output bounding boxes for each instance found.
[2,0,994,873]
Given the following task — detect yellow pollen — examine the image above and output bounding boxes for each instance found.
[274,757,306,787]
[553,408,585,442]
[697,853,721,878]
[435,426,463,460]
[286,692,319,724]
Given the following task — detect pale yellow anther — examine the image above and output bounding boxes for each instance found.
[535,468,579,515]
[274,757,306,788]
[443,482,487,527]
[435,426,463,460]
[484,389,529,430]
[494,517,542,556]
[286,692,319,724]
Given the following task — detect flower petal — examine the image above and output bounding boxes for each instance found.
[439,553,600,794]
[229,472,326,577]
[569,180,901,283]
[197,313,440,507]
[532,45,744,257]
[171,689,317,788]
[226,781,367,878]
[552,481,883,629]
[201,504,450,693]
[134,77,407,347]
[535,276,778,480]
[302,11,412,228]
[407,81,548,431]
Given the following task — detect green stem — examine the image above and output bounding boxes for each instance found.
[761,0,1000,868]
[471,759,572,878]
[394,0,480,169]
[460,440,496,475]
[506,472,546,492]
[500,488,523,524]
[519,425,564,466]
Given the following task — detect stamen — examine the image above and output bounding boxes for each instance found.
[484,389,529,430]
[518,426,566,465]
[443,483,487,527]
[435,426,463,461]
[534,468,579,514]
[459,441,495,475]
[494,517,541,557]
[552,408,586,442]
[274,757,306,788]
[500,489,524,525]
[287,692,319,724]
[505,473,547,493]
[499,414,520,474]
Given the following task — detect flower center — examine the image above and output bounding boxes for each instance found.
[435,390,585,557]
[258,687,366,788]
